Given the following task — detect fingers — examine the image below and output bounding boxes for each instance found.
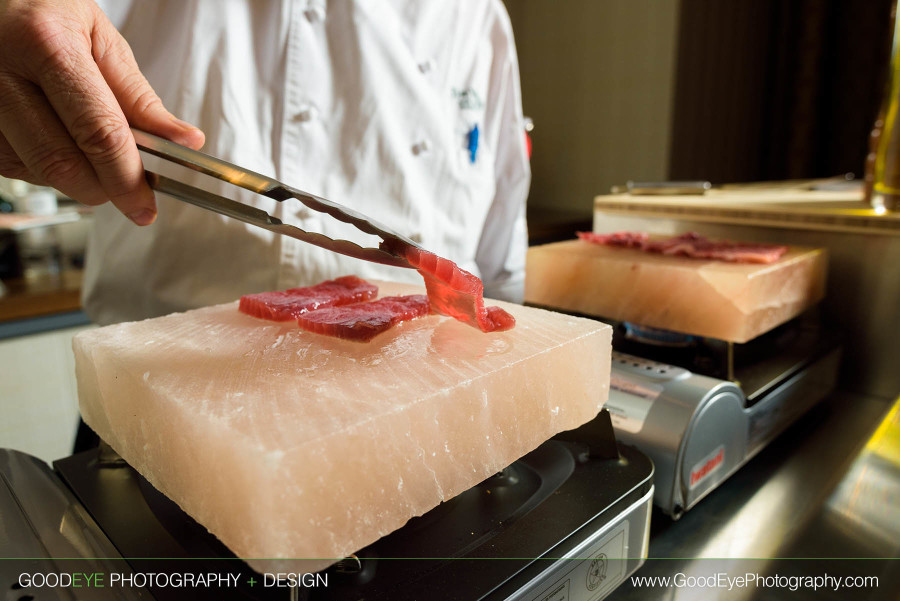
[90,7,205,150]
[0,1,201,226]
[30,20,157,223]
[0,72,113,207]
[0,133,32,182]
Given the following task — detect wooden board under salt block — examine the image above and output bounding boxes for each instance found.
[73,281,611,573]
[525,240,827,343]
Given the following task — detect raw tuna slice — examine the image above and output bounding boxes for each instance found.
[577,231,648,248]
[655,232,788,263]
[578,231,788,264]
[297,295,430,342]
[394,246,515,333]
[239,276,377,321]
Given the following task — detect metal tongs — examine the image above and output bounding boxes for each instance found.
[132,129,419,269]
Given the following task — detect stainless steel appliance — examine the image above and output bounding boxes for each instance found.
[605,316,840,517]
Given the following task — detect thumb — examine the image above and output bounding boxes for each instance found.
[90,8,205,150]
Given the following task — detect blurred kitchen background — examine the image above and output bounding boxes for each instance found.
[507,0,893,231]
[2,0,898,462]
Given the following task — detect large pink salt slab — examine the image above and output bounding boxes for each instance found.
[73,281,611,573]
[525,240,827,343]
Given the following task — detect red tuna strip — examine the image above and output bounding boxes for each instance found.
[397,246,515,333]
[297,295,430,342]
[239,275,377,321]
[578,231,788,264]
[577,231,648,248]
[649,232,788,264]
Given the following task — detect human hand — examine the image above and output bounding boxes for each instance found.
[0,0,205,225]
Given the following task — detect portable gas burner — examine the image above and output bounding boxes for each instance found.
[604,312,841,517]
[1,411,653,601]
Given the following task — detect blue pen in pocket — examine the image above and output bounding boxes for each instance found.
[467,124,479,164]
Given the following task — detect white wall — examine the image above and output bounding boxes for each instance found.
[0,325,94,463]
[506,0,680,214]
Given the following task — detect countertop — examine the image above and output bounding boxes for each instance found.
[0,268,83,323]
[0,202,91,330]
[608,390,898,601]
[0,268,90,339]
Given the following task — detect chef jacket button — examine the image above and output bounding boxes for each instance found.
[412,140,430,155]
[294,106,317,123]
[304,7,325,23]
[418,59,435,74]
[295,207,312,219]
[409,232,423,244]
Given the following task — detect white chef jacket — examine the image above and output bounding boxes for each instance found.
[84,0,530,325]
